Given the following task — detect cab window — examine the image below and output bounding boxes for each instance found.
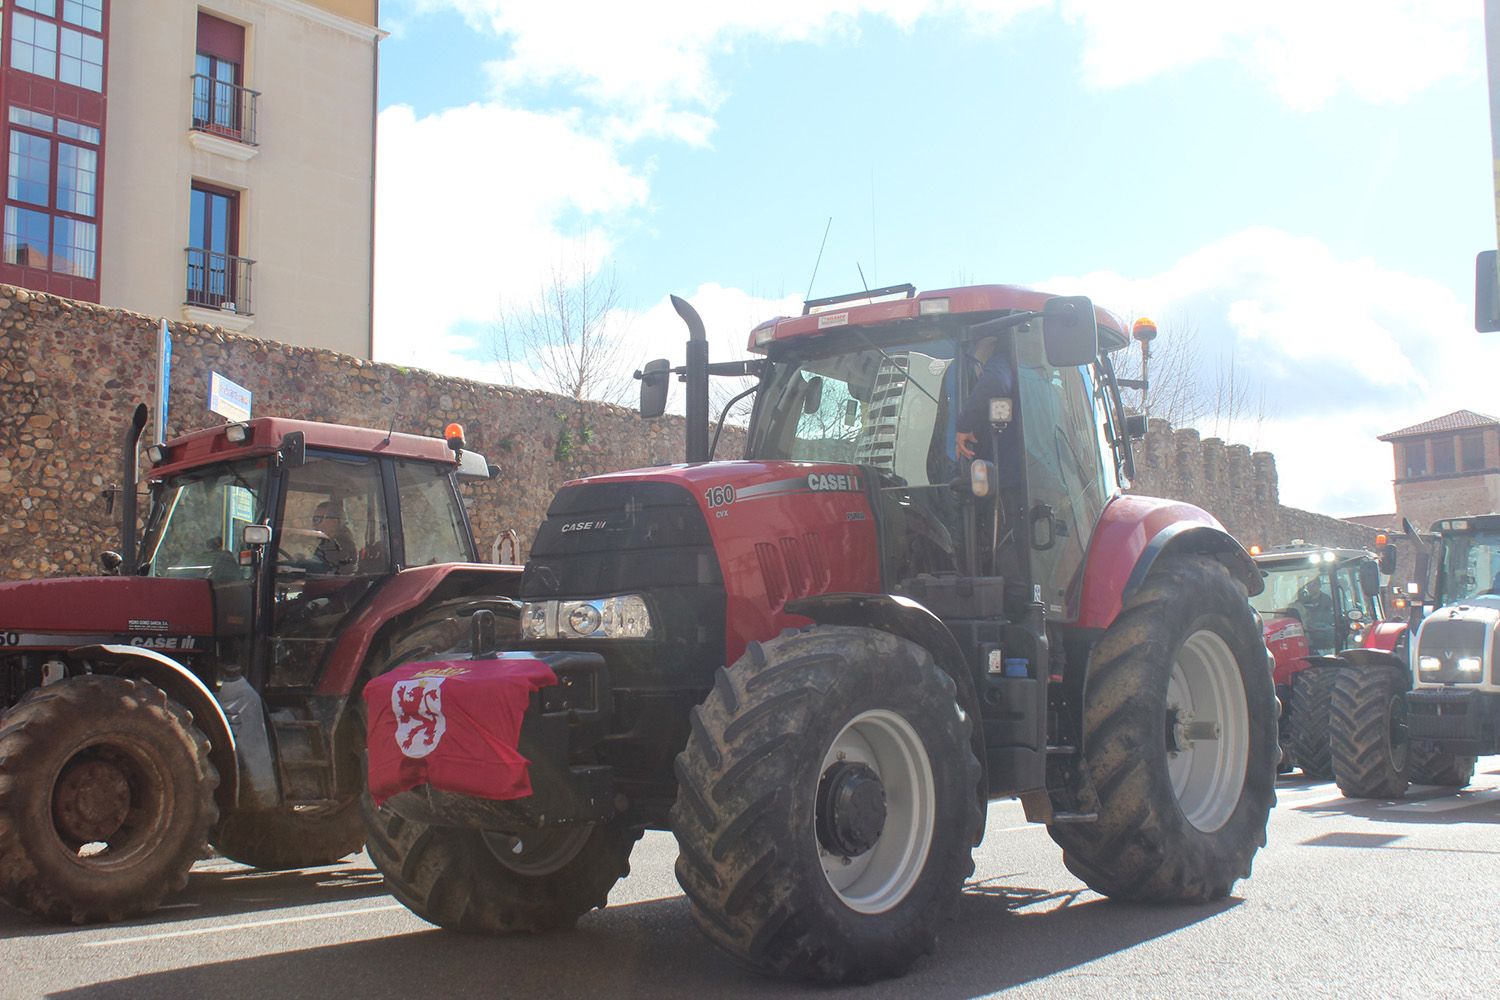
[395,460,472,566]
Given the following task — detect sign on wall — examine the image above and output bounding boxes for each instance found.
[209,371,252,422]
[155,320,171,445]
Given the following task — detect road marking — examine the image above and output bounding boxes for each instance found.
[1382,788,1500,813]
[82,903,405,947]
[993,823,1048,834]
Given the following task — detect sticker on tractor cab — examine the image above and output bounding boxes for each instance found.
[807,472,862,492]
[704,484,736,508]
[818,312,849,329]
[128,618,170,632]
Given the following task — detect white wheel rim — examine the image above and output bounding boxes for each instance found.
[816,709,936,914]
[1166,629,1249,833]
[480,824,591,876]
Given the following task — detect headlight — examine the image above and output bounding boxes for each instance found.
[519,594,653,640]
[1418,656,1442,674]
[1457,656,1482,674]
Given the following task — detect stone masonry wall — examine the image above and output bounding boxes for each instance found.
[1,287,1377,580]
[1127,419,1379,552]
[0,286,712,580]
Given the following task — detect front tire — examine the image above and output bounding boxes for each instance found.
[1329,667,1410,799]
[1290,667,1337,779]
[671,626,982,984]
[211,798,365,870]
[1409,742,1475,788]
[0,676,219,923]
[1048,555,1277,903]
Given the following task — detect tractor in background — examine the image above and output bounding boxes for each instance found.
[0,410,519,923]
[1249,542,1394,778]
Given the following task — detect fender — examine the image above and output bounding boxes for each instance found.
[1362,621,1409,654]
[69,644,242,809]
[1331,647,1408,672]
[785,592,989,829]
[316,563,524,696]
[1076,496,1260,631]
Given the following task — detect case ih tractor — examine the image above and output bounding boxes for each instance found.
[1329,514,1500,798]
[1249,544,1392,778]
[362,283,1279,984]
[0,412,519,923]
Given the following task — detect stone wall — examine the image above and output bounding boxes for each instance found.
[0,286,1380,581]
[1127,419,1380,552]
[0,286,707,579]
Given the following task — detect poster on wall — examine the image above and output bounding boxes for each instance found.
[155,320,171,445]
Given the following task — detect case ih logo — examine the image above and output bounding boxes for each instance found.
[807,472,862,492]
[392,676,448,759]
[561,520,607,533]
[128,636,197,650]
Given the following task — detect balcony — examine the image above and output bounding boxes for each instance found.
[190,74,259,147]
[185,247,255,323]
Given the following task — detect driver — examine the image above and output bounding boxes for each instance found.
[1296,576,1335,654]
[311,501,357,575]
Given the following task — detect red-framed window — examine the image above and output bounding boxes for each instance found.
[193,12,245,137]
[11,0,105,92]
[187,181,241,308]
[2,105,100,278]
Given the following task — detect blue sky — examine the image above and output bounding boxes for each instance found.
[371,1,1493,518]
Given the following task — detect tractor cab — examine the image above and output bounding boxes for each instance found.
[1249,544,1388,669]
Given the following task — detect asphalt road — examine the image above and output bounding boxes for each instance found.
[4,761,1499,1000]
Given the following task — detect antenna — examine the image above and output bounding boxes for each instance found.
[383,417,394,446]
[856,262,870,293]
[804,217,832,303]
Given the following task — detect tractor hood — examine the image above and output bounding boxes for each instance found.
[0,576,214,652]
[539,460,882,668]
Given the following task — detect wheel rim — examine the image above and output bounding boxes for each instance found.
[1385,693,1410,772]
[49,738,170,868]
[815,709,936,914]
[1165,629,1249,833]
[480,825,591,876]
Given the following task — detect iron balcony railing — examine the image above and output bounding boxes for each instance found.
[185,247,255,316]
[190,73,260,146]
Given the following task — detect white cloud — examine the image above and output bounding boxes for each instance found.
[1047,226,1500,517]
[1060,1,1479,111]
[372,102,649,370]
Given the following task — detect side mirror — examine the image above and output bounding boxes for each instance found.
[98,550,123,575]
[843,398,859,427]
[242,523,273,547]
[1477,250,1500,333]
[638,358,671,419]
[1124,413,1148,438]
[1358,560,1380,596]
[278,431,306,468]
[1042,296,1099,368]
[1378,543,1397,576]
[803,376,824,415]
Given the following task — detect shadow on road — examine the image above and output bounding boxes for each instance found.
[1290,786,1500,825]
[45,879,1238,999]
[0,860,386,940]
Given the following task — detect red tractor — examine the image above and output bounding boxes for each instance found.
[363,283,1279,984]
[0,412,520,923]
[1250,543,1395,778]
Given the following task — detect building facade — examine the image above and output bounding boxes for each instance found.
[1378,410,1500,528]
[0,0,379,358]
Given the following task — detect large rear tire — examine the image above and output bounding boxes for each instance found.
[1330,666,1410,799]
[1290,667,1337,779]
[0,676,219,923]
[671,626,982,984]
[1048,555,1277,903]
[1409,743,1475,788]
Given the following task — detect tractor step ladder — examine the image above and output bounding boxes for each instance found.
[271,717,335,804]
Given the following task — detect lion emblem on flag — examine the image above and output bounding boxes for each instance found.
[392,676,448,759]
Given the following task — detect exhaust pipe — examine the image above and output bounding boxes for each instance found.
[670,295,709,463]
[121,403,148,571]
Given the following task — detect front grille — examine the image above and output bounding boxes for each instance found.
[1415,619,1490,684]
[521,480,725,690]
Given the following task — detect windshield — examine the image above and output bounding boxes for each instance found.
[747,326,961,486]
[140,459,268,580]
[1436,530,1500,604]
[1249,561,1328,616]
